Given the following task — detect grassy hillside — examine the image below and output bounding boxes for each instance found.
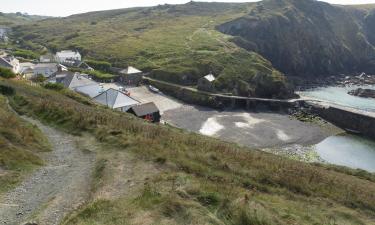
[0,91,50,193]
[2,79,375,224]
[218,0,375,77]
[10,2,292,98]
[0,12,48,26]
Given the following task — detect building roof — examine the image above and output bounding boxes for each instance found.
[40,54,55,61]
[120,66,142,75]
[75,84,102,98]
[18,62,35,74]
[0,57,13,68]
[130,102,159,117]
[203,74,215,82]
[56,50,81,59]
[62,72,97,89]
[93,88,140,109]
[34,63,58,69]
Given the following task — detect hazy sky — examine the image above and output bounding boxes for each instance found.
[2,0,375,17]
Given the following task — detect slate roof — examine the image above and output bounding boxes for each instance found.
[62,72,97,89]
[34,63,58,69]
[0,57,13,68]
[129,102,159,117]
[75,84,102,98]
[93,88,140,109]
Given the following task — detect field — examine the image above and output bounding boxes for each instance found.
[1,78,375,224]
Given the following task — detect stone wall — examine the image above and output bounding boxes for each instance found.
[310,104,375,139]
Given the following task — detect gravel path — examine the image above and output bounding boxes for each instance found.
[0,116,95,225]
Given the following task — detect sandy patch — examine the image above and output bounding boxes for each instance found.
[276,129,291,141]
[199,117,224,136]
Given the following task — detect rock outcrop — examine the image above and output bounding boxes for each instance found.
[348,88,375,98]
[217,0,375,77]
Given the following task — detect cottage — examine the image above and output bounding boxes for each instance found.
[17,62,35,79]
[128,102,161,123]
[55,50,82,64]
[197,74,216,92]
[17,62,35,74]
[93,88,140,112]
[33,63,58,78]
[115,66,143,86]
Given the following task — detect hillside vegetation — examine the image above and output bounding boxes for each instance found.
[218,0,375,76]
[0,12,47,26]
[0,91,50,193]
[1,79,375,224]
[8,2,292,98]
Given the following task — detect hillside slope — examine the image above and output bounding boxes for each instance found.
[0,12,47,26]
[1,79,375,224]
[0,93,50,194]
[9,2,292,98]
[217,0,375,77]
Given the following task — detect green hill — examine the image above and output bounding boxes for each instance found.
[8,2,292,98]
[0,12,48,26]
[218,0,375,77]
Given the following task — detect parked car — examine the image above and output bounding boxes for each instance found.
[148,85,160,93]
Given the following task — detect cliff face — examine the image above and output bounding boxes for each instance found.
[217,0,375,77]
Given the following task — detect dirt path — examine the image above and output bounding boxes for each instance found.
[0,116,95,225]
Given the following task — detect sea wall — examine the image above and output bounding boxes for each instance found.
[144,77,299,111]
[309,103,375,139]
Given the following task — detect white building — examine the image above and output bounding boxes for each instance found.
[55,50,81,64]
[33,63,58,78]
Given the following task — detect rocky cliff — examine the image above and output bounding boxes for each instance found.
[217,0,375,77]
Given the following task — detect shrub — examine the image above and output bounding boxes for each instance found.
[86,60,112,72]
[0,85,15,95]
[13,49,38,59]
[0,67,16,79]
[43,83,64,91]
[31,74,47,83]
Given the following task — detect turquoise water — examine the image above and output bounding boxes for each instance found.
[316,134,375,172]
[299,85,375,112]
[300,85,375,172]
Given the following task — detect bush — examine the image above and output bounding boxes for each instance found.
[86,60,112,72]
[0,67,16,79]
[43,83,64,91]
[13,49,38,60]
[31,74,47,83]
[0,85,15,95]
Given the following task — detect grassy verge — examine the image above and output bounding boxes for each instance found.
[2,79,375,224]
[0,94,50,194]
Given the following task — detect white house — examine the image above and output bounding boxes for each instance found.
[55,50,82,64]
[33,63,58,78]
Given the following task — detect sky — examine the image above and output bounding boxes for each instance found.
[2,0,375,17]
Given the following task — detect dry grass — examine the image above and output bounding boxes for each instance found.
[0,94,50,193]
